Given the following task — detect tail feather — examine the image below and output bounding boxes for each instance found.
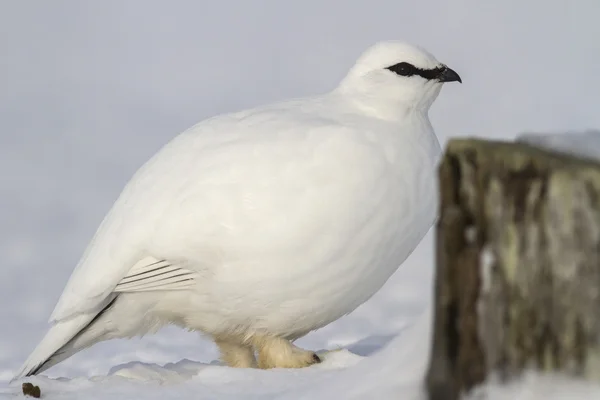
[13,295,117,380]
[13,313,96,380]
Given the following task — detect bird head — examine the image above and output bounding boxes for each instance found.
[338,41,461,115]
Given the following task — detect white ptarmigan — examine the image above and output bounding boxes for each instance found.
[15,40,461,378]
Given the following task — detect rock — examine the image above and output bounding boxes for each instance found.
[22,382,41,398]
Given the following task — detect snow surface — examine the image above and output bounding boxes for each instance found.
[2,0,600,399]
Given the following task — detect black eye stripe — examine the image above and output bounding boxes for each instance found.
[386,62,444,80]
[386,62,417,76]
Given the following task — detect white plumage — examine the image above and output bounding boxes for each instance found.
[15,40,461,378]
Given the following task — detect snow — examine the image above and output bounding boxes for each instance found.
[0,308,430,399]
[2,0,600,399]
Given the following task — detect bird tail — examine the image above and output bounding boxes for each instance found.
[12,296,117,380]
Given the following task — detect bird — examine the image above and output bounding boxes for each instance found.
[14,40,461,379]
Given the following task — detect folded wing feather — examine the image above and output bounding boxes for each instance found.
[114,256,197,292]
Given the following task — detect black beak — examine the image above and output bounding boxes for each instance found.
[438,66,462,83]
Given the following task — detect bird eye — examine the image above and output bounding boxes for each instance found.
[386,62,414,77]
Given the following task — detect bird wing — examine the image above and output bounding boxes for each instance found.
[50,245,197,321]
[113,256,196,293]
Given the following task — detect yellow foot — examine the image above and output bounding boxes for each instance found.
[252,336,321,369]
[215,339,257,368]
